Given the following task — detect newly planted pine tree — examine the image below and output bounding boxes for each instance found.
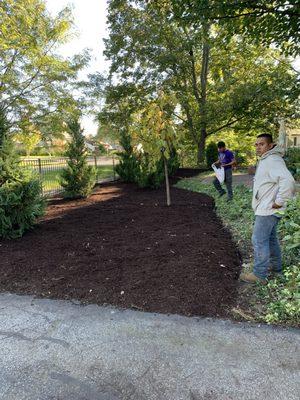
[61,119,96,199]
[0,106,23,185]
[0,106,45,239]
[115,127,139,183]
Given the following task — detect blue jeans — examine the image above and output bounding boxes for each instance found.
[213,168,233,199]
[252,215,282,279]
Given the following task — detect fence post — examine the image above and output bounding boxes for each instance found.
[38,158,42,176]
[37,158,43,195]
[112,155,116,181]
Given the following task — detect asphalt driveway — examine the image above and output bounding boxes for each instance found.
[0,293,299,400]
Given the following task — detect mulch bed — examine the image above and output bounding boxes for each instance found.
[0,181,241,317]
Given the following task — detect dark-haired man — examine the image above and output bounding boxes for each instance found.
[240,133,295,284]
[213,141,235,201]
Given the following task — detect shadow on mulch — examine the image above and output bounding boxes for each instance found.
[0,180,241,318]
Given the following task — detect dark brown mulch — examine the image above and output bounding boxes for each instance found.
[0,182,241,317]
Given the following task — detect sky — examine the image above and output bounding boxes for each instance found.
[45,0,109,136]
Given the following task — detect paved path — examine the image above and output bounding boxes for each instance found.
[0,294,299,400]
[202,173,254,188]
[202,172,300,192]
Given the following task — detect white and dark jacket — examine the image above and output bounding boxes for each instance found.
[252,145,295,216]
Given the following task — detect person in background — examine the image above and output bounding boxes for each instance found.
[213,141,235,201]
[240,133,295,284]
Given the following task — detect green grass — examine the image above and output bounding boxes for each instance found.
[25,165,115,192]
[21,155,65,159]
[176,178,300,326]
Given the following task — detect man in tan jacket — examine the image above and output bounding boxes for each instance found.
[240,133,295,283]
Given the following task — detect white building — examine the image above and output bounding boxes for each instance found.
[286,128,300,148]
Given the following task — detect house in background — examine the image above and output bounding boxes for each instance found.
[286,128,300,148]
[84,140,97,153]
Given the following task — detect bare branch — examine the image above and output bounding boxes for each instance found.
[172,111,187,123]
[188,48,202,106]
[208,115,246,135]
[0,50,20,91]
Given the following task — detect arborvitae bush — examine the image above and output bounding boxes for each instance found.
[60,119,96,199]
[115,128,139,183]
[136,147,180,189]
[116,127,180,188]
[167,146,180,176]
[136,154,164,189]
[205,142,218,168]
[0,106,45,239]
[0,177,45,239]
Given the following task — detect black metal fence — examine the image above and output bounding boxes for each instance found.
[20,156,117,197]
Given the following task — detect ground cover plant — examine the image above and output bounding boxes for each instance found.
[176,178,300,326]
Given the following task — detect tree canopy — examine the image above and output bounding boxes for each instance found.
[171,0,300,56]
[101,0,298,163]
[0,0,89,138]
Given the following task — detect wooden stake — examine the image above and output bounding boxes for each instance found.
[161,147,171,206]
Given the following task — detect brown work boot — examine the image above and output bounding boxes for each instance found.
[239,272,266,284]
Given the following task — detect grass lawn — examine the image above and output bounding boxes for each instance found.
[27,165,116,193]
[176,178,300,326]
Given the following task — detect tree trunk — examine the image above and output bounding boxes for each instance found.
[197,133,206,164]
[188,23,210,166]
[198,25,210,165]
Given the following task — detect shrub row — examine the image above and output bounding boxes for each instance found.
[116,130,180,189]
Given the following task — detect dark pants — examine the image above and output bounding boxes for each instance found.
[213,168,233,199]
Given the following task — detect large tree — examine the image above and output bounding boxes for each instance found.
[13,117,42,156]
[103,0,298,163]
[0,0,89,135]
[130,92,180,158]
[171,0,300,56]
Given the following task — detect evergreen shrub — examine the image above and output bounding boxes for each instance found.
[0,106,45,239]
[60,119,96,199]
[205,142,218,168]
